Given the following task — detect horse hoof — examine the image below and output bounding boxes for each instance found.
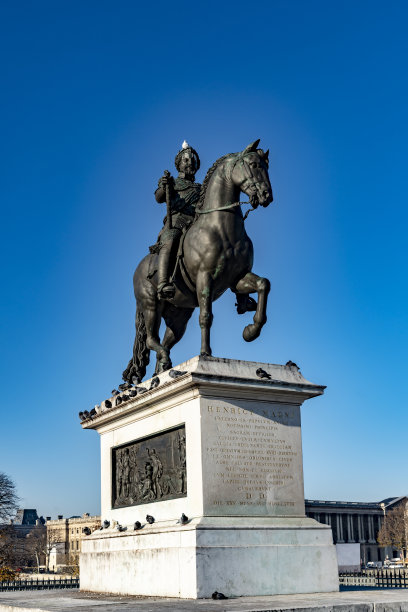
[243,324,261,342]
[155,361,172,374]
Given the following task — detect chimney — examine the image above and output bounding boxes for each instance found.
[57,515,63,520]
[46,517,51,521]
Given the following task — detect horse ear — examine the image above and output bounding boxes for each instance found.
[243,139,260,154]
[264,149,269,162]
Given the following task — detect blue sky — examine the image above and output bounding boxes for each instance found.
[1,1,407,519]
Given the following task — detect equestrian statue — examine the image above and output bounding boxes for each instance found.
[122,139,273,384]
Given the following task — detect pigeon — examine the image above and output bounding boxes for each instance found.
[117,524,127,532]
[111,389,119,396]
[78,412,84,420]
[103,520,110,529]
[118,382,131,391]
[150,377,160,390]
[182,140,189,149]
[121,394,130,401]
[146,514,155,524]
[136,387,147,394]
[212,591,227,600]
[169,370,187,379]
[286,360,299,370]
[89,408,97,417]
[128,389,138,397]
[180,513,189,525]
[83,527,91,535]
[82,410,90,419]
[256,367,271,379]
[104,399,112,409]
[115,396,122,406]
[134,521,142,530]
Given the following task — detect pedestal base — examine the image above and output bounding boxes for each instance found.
[80,517,339,598]
[80,356,339,598]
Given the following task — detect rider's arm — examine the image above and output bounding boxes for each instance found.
[154,173,173,204]
[155,184,166,203]
[155,188,166,203]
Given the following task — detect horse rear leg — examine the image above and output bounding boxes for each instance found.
[234,272,270,342]
[162,305,194,353]
[143,306,171,375]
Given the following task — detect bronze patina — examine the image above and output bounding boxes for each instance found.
[123,139,273,383]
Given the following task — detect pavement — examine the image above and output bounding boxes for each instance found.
[1,589,408,612]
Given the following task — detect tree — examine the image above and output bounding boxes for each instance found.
[0,525,31,569]
[26,525,61,573]
[0,472,18,522]
[378,502,408,565]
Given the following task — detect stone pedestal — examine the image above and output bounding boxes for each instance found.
[80,356,339,598]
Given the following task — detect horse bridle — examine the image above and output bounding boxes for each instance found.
[196,154,261,219]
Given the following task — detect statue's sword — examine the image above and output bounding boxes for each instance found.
[164,170,172,229]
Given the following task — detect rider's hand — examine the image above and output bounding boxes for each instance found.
[160,171,173,187]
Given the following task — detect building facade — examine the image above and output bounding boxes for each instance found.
[47,513,100,570]
[305,496,407,566]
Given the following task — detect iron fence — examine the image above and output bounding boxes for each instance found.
[0,577,79,591]
[340,568,408,588]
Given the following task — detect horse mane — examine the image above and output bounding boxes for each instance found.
[197,152,238,209]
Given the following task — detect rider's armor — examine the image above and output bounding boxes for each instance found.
[155,175,201,298]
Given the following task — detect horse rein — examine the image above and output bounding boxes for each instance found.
[196,155,263,220]
[195,200,254,220]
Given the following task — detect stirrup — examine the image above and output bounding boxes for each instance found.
[157,283,175,299]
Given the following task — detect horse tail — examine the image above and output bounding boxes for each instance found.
[122,309,150,383]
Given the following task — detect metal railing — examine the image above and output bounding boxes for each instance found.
[340,568,408,588]
[0,577,79,591]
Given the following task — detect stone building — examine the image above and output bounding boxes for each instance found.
[305,496,407,565]
[47,513,100,570]
[0,508,45,537]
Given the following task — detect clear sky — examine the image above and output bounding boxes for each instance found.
[1,0,407,519]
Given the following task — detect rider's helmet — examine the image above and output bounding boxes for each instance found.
[175,140,200,174]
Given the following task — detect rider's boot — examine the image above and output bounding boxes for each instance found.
[157,241,176,299]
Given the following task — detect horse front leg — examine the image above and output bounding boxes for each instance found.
[234,272,270,342]
[196,272,213,356]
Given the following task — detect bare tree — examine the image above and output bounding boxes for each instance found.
[26,525,62,573]
[378,502,408,565]
[0,473,18,522]
[0,526,31,569]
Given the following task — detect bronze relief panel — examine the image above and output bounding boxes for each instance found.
[112,425,186,508]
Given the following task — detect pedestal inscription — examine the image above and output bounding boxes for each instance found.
[202,400,305,516]
[112,425,186,508]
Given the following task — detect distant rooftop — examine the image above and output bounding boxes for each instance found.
[305,497,404,509]
[13,509,39,525]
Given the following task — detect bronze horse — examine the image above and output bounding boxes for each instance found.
[123,139,273,383]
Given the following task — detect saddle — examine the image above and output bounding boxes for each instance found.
[147,229,195,294]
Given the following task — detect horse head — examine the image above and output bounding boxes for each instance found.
[232,139,273,208]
